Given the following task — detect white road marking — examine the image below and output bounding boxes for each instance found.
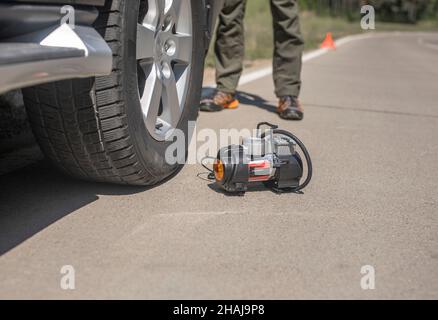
[418,37,438,51]
[237,33,376,86]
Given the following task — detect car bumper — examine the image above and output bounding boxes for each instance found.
[0,2,112,95]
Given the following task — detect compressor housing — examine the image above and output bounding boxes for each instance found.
[213,123,312,194]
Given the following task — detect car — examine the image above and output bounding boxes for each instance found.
[0,0,222,185]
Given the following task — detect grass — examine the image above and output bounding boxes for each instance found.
[205,1,438,68]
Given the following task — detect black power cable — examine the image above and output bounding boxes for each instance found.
[257,122,312,192]
[271,129,313,192]
[201,156,216,180]
[200,122,313,193]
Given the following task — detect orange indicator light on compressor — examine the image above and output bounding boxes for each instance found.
[213,159,224,181]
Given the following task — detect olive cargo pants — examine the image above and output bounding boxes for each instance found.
[215,0,304,98]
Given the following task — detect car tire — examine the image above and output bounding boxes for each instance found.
[23,0,204,185]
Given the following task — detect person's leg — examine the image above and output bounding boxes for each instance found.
[215,0,247,95]
[270,0,304,98]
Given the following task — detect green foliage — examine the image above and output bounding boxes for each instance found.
[297,0,438,23]
[205,0,438,67]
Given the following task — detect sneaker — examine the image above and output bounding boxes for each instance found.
[200,90,239,112]
[277,96,304,120]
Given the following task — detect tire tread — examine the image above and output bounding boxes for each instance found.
[23,0,158,185]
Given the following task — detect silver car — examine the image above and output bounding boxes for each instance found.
[0,0,222,185]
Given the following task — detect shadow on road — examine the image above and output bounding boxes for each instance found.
[207,181,303,196]
[236,91,277,114]
[0,160,147,256]
[201,88,277,114]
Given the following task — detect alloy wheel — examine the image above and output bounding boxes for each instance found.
[137,0,193,141]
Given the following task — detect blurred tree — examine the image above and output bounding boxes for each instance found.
[298,0,437,23]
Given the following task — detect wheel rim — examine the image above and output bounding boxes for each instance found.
[136,0,193,141]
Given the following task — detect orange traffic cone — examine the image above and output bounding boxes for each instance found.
[320,32,336,50]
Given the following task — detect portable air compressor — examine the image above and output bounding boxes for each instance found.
[212,122,312,194]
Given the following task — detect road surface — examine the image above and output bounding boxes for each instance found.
[0,32,437,299]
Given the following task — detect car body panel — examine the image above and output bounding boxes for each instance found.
[0,0,222,95]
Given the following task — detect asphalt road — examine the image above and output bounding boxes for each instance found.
[0,32,437,299]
